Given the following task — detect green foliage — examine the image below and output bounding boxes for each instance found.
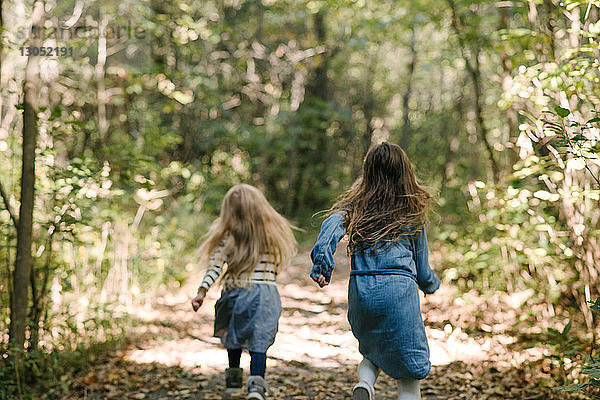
[545,320,582,385]
[553,298,600,393]
[437,103,600,332]
[0,340,127,400]
[0,304,130,400]
[1,0,600,393]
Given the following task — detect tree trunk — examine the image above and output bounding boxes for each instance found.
[361,60,375,160]
[255,0,263,41]
[305,11,328,101]
[0,0,3,52]
[9,0,45,354]
[441,76,466,191]
[363,103,373,154]
[29,208,63,352]
[28,234,51,352]
[470,52,500,181]
[289,10,330,214]
[97,9,109,145]
[544,0,557,61]
[447,0,500,182]
[285,132,298,216]
[400,27,417,151]
[0,0,4,74]
[0,0,4,132]
[498,6,519,166]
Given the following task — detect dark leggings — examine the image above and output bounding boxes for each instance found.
[227,348,267,377]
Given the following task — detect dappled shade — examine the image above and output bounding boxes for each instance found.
[0,0,599,398]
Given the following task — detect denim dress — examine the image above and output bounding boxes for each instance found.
[213,284,281,353]
[200,240,282,354]
[310,213,440,380]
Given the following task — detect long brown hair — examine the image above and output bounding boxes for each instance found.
[199,184,297,288]
[328,142,433,254]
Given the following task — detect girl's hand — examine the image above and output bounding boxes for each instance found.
[311,274,329,288]
[192,289,207,312]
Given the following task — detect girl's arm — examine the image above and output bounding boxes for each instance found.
[192,243,226,311]
[198,257,223,292]
[199,241,227,290]
[310,212,346,286]
[412,227,441,294]
[198,263,223,292]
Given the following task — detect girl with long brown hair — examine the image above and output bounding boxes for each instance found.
[310,142,440,400]
[191,184,296,400]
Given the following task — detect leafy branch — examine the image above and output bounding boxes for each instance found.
[553,298,600,394]
[541,106,600,188]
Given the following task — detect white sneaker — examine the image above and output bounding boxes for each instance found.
[352,381,374,400]
[247,375,268,400]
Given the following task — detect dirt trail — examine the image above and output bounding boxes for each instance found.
[73,247,582,399]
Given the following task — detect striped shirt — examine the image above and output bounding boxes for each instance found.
[199,240,278,290]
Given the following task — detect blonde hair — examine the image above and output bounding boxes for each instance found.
[199,184,297,288]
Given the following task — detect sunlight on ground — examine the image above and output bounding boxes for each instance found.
[124,294,525,374]
[124,250,549,376]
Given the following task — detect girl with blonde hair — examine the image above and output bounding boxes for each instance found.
[310,142,440,400]
[192,184,296,400]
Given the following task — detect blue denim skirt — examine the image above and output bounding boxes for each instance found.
[348,274,431,380]
[214,283,282,353]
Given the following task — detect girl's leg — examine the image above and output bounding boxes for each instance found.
[357,357,380,387]
[353,357,380,400]
[248,352,268,399]
[397,377,420,400]
[225,348,244,393]
[249,351,267,377]
[227,348,242,368]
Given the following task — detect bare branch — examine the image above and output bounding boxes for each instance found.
[0,179,18,229]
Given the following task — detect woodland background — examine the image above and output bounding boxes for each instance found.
[1,0,600,398]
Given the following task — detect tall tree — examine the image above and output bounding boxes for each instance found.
[446,0,500,182]
[286,10,331,216]
[497,5,519,166]
[400,27,417,151]
[0,0,3,83]
[0,0,4,133]
[9,0,45,355]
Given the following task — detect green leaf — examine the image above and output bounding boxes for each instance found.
[561,320,572,336]
[582,366,600,379]
[590,298,600,315]
[51,105,62,119]
[586,117,600,124]
[584,363,600,368]
[553,383,589,391]
[555,106,570,118]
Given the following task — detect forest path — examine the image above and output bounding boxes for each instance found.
[73,247,576,399]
